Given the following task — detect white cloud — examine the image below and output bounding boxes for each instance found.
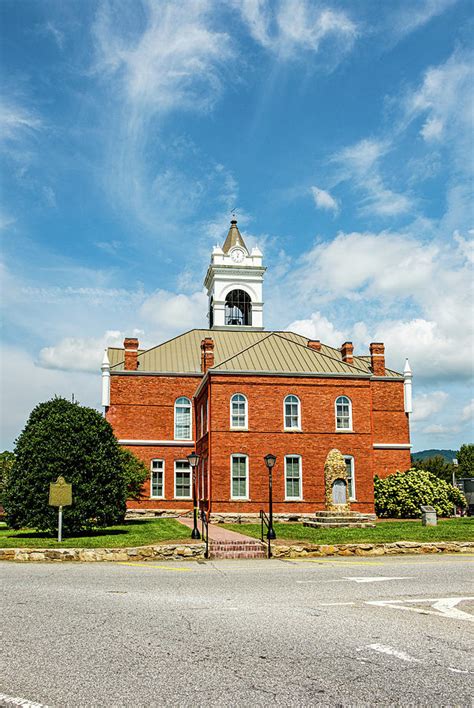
[422,423,458,435]
[387,0,458,41]
[0,101,42,142]
[38,330,127,373]
[238,0,358,60]
[311,186,339,213]
[332,139,413,217]
[140,289,208,336]
[420,116,443,142]
[285,311,346,348]
[412,390,448,422]
[0,345,101,450]
[281,228,473,381]
[461,399,474,423]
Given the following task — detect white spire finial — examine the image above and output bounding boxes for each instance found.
[403,358,413,413]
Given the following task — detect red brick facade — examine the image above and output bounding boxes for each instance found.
[106,362,411,516]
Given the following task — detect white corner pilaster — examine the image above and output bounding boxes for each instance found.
[101,349,110,410]
[404,358,413,414]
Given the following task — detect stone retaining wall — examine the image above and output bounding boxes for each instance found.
[1,540,472,561]
[271,541,474,558]
[0,543,205,562]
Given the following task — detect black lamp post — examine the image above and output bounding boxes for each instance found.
[187,451,201,540]
[264,453,277,540]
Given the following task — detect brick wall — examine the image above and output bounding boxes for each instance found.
[107,368,410,513]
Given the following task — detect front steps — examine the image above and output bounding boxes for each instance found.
[209,540,268,559]
[304,510,376,529]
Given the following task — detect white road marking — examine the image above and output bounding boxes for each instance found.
[0,693,48,707]
[448,667,474,674]
[362,644,420,663]
[366,596,474,622]
[319,601,356,606]
[338,576,413,583]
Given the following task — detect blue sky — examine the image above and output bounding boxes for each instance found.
[1,0,473,452]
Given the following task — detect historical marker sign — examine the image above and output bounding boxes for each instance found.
[49,476,72,507]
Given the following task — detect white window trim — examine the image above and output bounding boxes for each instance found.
[174,397,192,441]
[335,395,353,432]
[200,403,204,439]
[283,394,301,431]
[230,453,249,500]
[343,455,356,500]
[284,455,303,501]
[174,460,192,500]
[230,393,248,430]
[150,459,165,499]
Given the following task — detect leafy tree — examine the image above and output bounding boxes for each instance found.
[0,450,15,506]
[374,468,466,518]
[4,397,127,533]
[410,455,454,483]
[119,448,147,501]
[456,444,474,476]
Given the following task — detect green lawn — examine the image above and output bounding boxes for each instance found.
[223,518,474,545]
[0,519,194,548]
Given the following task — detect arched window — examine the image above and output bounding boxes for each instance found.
[230,393,248,429]
[209,296,214,329]
[284,395,301,429]
[335,396,352,430]
[225,289,252,326]
[175,397,192,440]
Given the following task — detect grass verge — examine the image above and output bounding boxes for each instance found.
[0,519,193,548]
[222,518,474,545]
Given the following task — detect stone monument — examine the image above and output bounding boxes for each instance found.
[324,448,350,512]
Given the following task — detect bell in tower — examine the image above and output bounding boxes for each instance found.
[204,220,266,330]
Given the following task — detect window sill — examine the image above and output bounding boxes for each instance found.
[150,496,165,500]
[284,428,302,433]
[231,497,250,501]
[284,497,304,502]
[335,429,353,433]
[175,496,192,501]
[230,427,248,432]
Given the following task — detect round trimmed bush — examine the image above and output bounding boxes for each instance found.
[374,468,467,518]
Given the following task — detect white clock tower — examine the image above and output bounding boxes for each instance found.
[204,220,266,330]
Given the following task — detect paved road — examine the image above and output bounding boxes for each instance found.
[1,555,473,707]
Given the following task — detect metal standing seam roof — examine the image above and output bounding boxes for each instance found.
[107,329,403,378]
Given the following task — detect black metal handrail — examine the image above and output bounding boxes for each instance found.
[259,509,272,558]
[200,508,209,559]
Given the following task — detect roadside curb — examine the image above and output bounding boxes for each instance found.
[271,540,474,558]
[0,543,206,562]
[1,540,473,561]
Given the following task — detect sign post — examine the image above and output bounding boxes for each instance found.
[49,477,72,542]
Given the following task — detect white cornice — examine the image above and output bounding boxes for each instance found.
[373,443,412,449]
[118,440,195,447]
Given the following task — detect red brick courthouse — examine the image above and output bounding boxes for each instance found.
[102,221,412,517]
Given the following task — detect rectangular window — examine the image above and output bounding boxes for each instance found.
[231,455,248,499]
[175,460,191,499]
[344,456,355,499]
[285,456,302,499]
[151,459,164,499]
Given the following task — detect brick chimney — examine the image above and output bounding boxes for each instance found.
[370,342,385,376]
[341,341,354,364]
[124,337,139,371]
[308,340,321,351]
[201,337,214,373]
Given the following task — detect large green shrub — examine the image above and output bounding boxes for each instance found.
[4,397,127,533]
[457,444,474,476]
[374,468,467,518]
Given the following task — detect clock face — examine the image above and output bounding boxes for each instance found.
[231,248,244,263]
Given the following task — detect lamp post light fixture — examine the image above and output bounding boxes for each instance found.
[264,453,277,540]
[187,451,201,539]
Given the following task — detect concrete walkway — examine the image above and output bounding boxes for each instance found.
[177,516,260,542]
